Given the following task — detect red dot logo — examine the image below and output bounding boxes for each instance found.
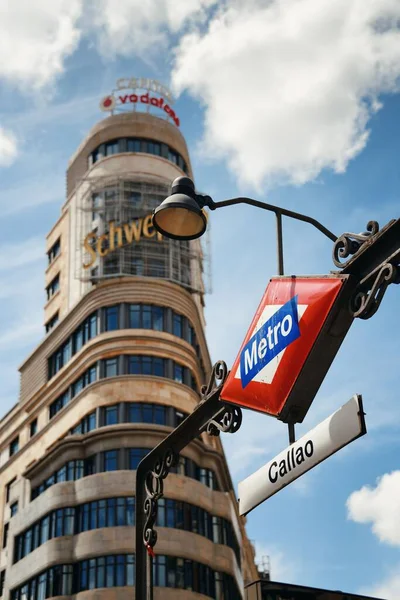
[100,95,115,111]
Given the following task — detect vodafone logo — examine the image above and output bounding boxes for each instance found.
[99,92,180,127]
[100,95,116,111]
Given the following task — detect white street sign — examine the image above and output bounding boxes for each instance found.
[238,394,366,516]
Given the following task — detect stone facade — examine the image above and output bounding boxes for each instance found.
[0,111,258,600]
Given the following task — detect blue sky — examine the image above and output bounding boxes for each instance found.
[1,1,400,597]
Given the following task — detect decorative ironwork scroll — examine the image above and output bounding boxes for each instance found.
[332,221,380,268]
[143,448,178,553]
[351,262,399,320]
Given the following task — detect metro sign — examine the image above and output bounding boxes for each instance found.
[221,275,355,423]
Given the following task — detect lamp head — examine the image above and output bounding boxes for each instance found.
[152,177,207,240]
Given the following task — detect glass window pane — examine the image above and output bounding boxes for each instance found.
[104,358,118,378]
[155,406,166,425]
[174,364,183,383]
[142,357,152,375]
[107,498,116,527]
[117,499,125,526]
[153,307,164,331]
[142,306,151,329]
[128,403,141,422]
[105,306,119,331]
[128,356,140,374]
[129,305,140,328]
[116,555,125,586]
[126,498,134,526]
[104,450,118,471]
[106,556,115,587]
[142,405,152,422]
[98,500,106,528]
[127,555,134,586]
[153,358,164,377]
[105,405,118,425]
[97,557,105,589]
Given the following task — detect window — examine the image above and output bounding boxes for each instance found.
[105,140,119,156]
[29,419,38,437]
[103,450,118,471]
[105,306,118,331]
[104,358,118,378]
[10,502,18,517]
[45,312,59,333]
[9,436,19,457]
[128,448,148,470]
[104,405,118,426]
[0,570,5,596]
[89,138,189,173]
[127,138,141,152]
[47,238,61,264]
[173,313,183,337]
[6,477,17,503]
[47,306,198,381]
[2,523,9,548]
[46,274,60,301]
[127,355,166,377]
[174,364,183,384]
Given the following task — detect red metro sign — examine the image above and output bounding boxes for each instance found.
[221,275,355,423]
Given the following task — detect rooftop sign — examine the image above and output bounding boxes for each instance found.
[100,77,180,127]
[221,275,354,423]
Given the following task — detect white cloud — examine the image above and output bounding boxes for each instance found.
[363,566,400,600]
[0,127,18,166]
[347,471,400,546]
[90,0,217,59]
[172,0,400,188]
[0,0,82,91]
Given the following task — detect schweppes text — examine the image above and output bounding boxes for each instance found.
[83,215,163,269]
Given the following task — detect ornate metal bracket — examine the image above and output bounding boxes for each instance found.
[143,448,178,554]
[139,360,243,563]
[351,262,399,320]
[200,359,229,398]
[203,405,243,436]
[200,360,243,436]
[333,219,400,320]
[332,221,379,268]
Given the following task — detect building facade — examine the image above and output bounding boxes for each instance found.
[0,98,258,600]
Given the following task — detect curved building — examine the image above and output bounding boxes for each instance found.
[0,97,258,600]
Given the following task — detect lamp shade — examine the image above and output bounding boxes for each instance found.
[152,193,207,240]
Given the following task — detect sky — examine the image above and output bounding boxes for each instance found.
[0,0,400,597]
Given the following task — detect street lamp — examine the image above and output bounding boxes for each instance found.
[152,176,338,276]
[139,181,400,600]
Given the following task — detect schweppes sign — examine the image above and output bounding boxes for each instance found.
[83,214,163,269]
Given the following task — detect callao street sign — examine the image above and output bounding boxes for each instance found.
[220,275,355,423]
[238,394,366,516]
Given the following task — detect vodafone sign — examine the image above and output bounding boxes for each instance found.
[100,78,180,126]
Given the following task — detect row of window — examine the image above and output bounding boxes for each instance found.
[31,448,219,500]
[88,137,189,174]
[48,304,199,379]
[70,402,188,435]
[49,355,198,420]
[11,555,240,600]
[14,497,239,566]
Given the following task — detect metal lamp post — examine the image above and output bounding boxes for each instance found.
[134,176,400,599]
